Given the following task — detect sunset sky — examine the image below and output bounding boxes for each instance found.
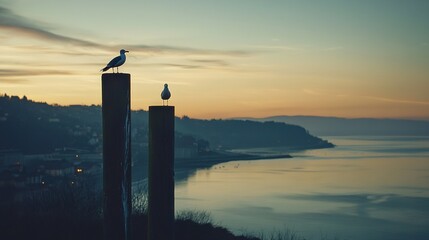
[1,0,428,119]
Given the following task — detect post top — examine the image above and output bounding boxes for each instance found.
[149,106,175,110]
[102,73,130,76]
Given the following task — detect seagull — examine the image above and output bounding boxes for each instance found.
[161,83,171,106]
[101,49,129,73]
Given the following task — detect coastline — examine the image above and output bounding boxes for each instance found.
[174,151,291,177]
[172,142,334,181]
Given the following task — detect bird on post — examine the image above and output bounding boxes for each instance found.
[101,49,129,73]
[161,83,171,106]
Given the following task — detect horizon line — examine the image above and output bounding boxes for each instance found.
[2,93,429,122]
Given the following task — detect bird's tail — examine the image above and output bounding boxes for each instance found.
[101,67,110,72]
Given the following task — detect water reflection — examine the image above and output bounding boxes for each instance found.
[175,136,429,240]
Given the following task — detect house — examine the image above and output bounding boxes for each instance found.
[41,160,74,177]
[175,135,199,159]
[175,145,198,159]
[75,161,101,175]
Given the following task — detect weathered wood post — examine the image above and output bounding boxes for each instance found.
[148,106,175,240]
[102,73,131,240]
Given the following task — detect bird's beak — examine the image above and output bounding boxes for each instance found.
[125,50,129,53]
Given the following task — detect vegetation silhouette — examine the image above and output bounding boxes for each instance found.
[0,94,333,154]
[0,184,317,240]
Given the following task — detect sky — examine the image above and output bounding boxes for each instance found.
[0,0,428,120]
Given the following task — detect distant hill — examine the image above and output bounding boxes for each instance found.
[0,95,333,154]
[235,116,429,136]
[175,116,332,149]
[0,95,147,154]
[0,95,95,153]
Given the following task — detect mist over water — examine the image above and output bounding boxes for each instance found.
[175,136,429,240]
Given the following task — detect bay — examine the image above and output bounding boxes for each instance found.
[175,136,429,240]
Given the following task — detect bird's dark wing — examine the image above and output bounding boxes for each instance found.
[101,56,121,72]
[106,56,121,68]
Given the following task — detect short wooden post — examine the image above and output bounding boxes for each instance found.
[102,73,132,240]
[148,106,175,240]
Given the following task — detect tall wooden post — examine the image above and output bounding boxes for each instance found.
[102,73,131,240]
[148,106,175,240]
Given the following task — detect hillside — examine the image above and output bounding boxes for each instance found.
[237,116,429,136]
[0,95,333,154]
[175,116,332,149]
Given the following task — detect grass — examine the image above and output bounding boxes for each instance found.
[1,185,340,240]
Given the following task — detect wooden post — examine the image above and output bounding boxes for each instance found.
[148,106,175,240]
[102,73,131,240]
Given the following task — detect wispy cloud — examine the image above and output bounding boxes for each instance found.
[0,68,77,85]
[139,59,231,71]
[191,59,229,67]
[363,95,429,106]
[303,88,429,106]
[0,6,248,57]
[122,44,247,57]
[302,88,348,97]
[247,44,344,52]
[0,78,27,84]
[0,6,100,48]
[140,78,190,86]
[247,44,303,51]
[0,69,72,77]
[158,63,202,70]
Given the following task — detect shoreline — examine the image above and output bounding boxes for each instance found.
[172,143,334,181]
[175,151,292,170]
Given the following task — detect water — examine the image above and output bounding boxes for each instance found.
[175,136,429,240]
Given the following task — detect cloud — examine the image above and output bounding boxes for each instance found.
[247,44,303,51]
[0,68,77,85]
[192,59,229,67]
[363,95,429,106]
[247,44,344,53]
[142,59,231,70]
[303,88,429,107]
[302,88,349,98]
[0,6,248,57]
[122,44,247,57]
[147,63,203,70]
[0,69,72,77]
[0,6,100,48]
[0,78,27,84]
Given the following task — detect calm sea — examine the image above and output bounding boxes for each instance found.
[175,136,429,240]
